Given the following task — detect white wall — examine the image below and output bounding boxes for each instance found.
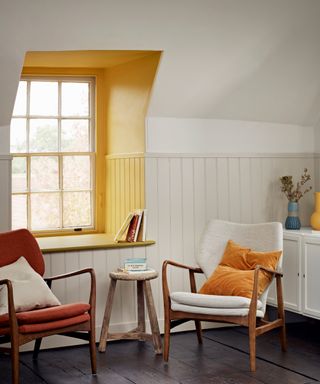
[146,118,315,154]
[2,1,320,129]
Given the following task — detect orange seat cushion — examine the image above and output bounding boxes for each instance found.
[199,240,282,299]
[0,313,90,335]
[19,313,90,333]
[0,302,90,326]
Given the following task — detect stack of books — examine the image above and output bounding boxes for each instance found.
[124,258,147,272]
[114,209,147,243]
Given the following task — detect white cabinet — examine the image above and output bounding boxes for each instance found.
[268,228,320,320]
[302,236,320,318]
[268,233,301,312]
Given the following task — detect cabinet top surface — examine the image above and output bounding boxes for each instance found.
[284,227,320,237]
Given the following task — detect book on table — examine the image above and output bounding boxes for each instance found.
[124,257,147,271]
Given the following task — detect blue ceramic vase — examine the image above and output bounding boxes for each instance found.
[285,201,301,230]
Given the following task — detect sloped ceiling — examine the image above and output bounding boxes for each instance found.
[1,0,320,127]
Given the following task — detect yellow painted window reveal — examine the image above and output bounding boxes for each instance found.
[11,50,161,238]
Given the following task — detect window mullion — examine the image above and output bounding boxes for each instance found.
[26,80,31,230]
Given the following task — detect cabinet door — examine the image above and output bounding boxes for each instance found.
[268,236,300,312]
[303,238,320,319]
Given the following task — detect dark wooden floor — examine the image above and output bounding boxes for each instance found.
[1,319,320,384]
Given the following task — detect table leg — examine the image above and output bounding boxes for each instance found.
[98,278,117,352]
[144,280,162,354]
[137,280,146,337]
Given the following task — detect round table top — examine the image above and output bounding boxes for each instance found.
[110,269,158,281]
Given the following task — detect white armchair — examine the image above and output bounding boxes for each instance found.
[162,220,286,371]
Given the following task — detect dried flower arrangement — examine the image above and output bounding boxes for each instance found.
[280,168,312,202]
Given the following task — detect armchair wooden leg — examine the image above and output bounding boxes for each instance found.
[195,320,202,344]
[89,330,97,374]
[11,339,19,384]
[249,325,256,372]
[163,316,171,362]
[33,338,42,360]
[280,322,287,352]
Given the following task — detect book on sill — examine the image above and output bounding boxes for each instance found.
[114,212,134,242]
[115,209,147,243]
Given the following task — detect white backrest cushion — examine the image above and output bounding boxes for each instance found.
[197,220,283,278]
[0,256,61,315]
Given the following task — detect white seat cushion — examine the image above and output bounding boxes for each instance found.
[170,292,264,317]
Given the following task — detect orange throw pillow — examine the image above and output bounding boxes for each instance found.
[199,240,282,299]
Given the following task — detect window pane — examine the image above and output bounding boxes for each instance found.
[12,157,27,192]
[30,81,58,116]
[31,193,60,230]
[31,156,59,191]
[63,191,91,227]
[61,82,89,117]
[29,119,58,152]
[12,194,27,229]
[63,156,91,190]
[61,119,90,152]
[12,81,27,116]
[10,118,27,153]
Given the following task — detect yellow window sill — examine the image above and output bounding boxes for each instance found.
[36,233,155,254]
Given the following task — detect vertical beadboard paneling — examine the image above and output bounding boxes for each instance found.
[205,158,218,221]
[250,158,264,223]
[65,251,81,303]
[169,158,184,293]
[217,158,230,220]
[193,158,206,253]
[181,158,195,291]
[157,158,171,320]
[145,157,161,314]
[228,158,241,222]
[261,158,276,221]
[106,154,145,235]
[239,158,253,223]
[36,152,318,351]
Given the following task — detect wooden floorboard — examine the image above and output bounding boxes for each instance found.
[0,320,319,383]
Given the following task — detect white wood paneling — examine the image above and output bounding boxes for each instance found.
[30,152,316,350]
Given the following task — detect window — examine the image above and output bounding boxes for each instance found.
[10,77,95,233]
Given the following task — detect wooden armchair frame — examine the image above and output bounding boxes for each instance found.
[0,267,96,384]
[162,259,286,371]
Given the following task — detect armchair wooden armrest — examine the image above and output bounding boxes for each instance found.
[255,265,283,277]
[45,268,96,310]
[162,259,203,308]
[162,259,203,274]
[249,265,284,317]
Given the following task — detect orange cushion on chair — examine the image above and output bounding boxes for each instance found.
[199,240,282,299]
[19,313,90,333]
[0,303,90,326]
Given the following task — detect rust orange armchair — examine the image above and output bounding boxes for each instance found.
[0,229,96,384]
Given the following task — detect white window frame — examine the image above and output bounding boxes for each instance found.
[11,76,96,234]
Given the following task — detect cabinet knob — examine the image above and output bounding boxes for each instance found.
[303,274,305,278]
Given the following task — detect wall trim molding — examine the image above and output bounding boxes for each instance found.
[145,152,316,158]
[106,152,145,159]
[107,152,317,159]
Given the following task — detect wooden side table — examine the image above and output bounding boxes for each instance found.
[98,270,162,354]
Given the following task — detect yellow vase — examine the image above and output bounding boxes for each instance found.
[310,192,320,230]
